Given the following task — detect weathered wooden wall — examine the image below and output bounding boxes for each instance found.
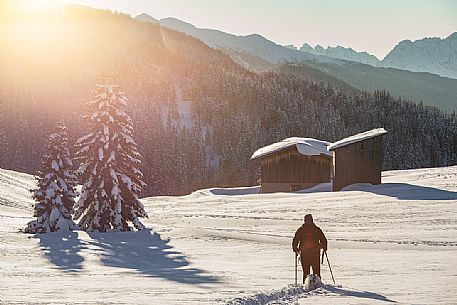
[332,136,383,191]
[260,146,332,192]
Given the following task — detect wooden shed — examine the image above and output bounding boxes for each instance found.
[251,138,333,193]
[329,128,387,191]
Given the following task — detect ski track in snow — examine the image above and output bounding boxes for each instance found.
[0,166,457,304]
[225,284,397,305]
[226,284,311,305]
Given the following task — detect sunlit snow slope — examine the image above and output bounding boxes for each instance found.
[0,166,456,304]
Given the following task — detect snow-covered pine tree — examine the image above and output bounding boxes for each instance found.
[75,84,148,232]
[25,122,78,233]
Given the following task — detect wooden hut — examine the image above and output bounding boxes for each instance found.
[329,128,387,191]
[251,138,333,193]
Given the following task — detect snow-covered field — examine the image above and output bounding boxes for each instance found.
[1,166,456,304]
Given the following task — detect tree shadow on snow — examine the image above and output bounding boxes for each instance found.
[348,183,457,200]
[88,230,219,285]
[36,231,86,272]
[325,285,397,303]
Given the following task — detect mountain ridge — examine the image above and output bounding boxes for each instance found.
[136,14,457,111]
[152,15,341,65]
[299,43,380,66]
[141,14,457,79]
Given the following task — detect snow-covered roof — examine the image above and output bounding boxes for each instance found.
[251,137,332,160]
[328,128,387,151]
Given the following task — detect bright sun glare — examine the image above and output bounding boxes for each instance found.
[16,0,57,12]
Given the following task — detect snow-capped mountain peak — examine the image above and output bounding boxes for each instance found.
[381,32,457,79]
[298,43,380,66]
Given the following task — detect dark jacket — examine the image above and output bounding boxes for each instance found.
[292,223,327,255]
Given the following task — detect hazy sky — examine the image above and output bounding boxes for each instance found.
[59,0,456,59]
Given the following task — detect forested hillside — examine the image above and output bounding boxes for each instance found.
[289,61,457,112]
[0,3,456,196]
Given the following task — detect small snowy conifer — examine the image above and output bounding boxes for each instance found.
[25,122,78,233]
[75,84,148,232]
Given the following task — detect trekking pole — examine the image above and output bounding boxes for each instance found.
[324,251,336,285]
[294,253,298,286]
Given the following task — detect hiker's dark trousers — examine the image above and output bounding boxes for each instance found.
[300,251,320,282]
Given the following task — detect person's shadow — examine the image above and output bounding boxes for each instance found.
[323,285,397,303]
[88,230,219,285]
[35,231,86,272]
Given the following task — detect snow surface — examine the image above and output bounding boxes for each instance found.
[1,166,457,304]
[328,128,387,151]
[251,137,332,160]
[161,88,195,130]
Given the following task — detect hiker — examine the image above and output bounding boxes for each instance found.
[292,213,327,283]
